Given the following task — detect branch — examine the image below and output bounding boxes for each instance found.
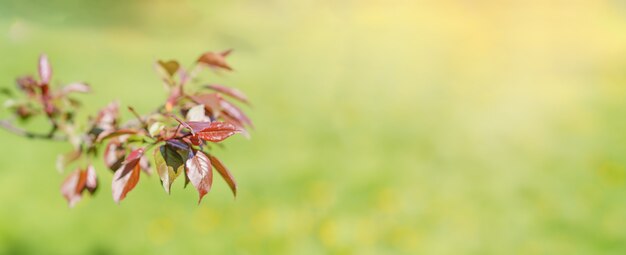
[0,119,66,141]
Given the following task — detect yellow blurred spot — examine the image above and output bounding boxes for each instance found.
[191,207,218,234]
[252,208,277,235]
[147,217,174,245]
[319,220,338,248]
[376,188,399,214]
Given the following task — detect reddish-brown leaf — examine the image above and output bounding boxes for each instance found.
[197,51,232,71]
[85,165,98,194]
[38,54,52,84]
[190,93,222,117]
[125,148,145,163]
[60,169,85,207]
[193,121,241,142]
[103,140,125,171]
[205,84,249,105]
[220,100,253,128]
[208,155,237,197]
[185,151,212,203]
[112,149,144,203]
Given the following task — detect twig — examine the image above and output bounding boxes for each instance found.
[0,119,66,141]
[127,106,151,135]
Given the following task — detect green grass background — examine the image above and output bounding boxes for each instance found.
[1,0,626,254]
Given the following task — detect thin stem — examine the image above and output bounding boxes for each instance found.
[127,106,151,135]
[0,119,66,141]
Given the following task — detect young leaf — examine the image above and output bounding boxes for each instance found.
[112,149,144,203]
[104,141,125,171]
[154,145,184,194]
[185,151,212,203]
[156,60,180,78]
[60,169,85,207]
[197,50,233,71]
[220,100,253,128]
[194,121,242,142]
[208,155,237,197]
[85,165,98,194]
[38,54,52,84]
[205,84,249,105]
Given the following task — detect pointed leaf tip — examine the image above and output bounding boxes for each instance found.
[185,151,212,203]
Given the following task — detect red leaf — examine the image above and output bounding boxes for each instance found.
[197,50,233,71]
[208,155,237,197]
[185,151,212,203]
[111,160,141,204]
[205,84,249,105]
[103,140,125,171]
[194,121,241,142]
[220,100,253,128]
[125,148,145,164]
[38,54,52,84]
[112,149,144,203]
[60,169,86,207]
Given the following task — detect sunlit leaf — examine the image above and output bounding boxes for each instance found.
[194,121,242,142]
[185,150,212,203]
[112,148,143,203]
[154,145,184,194]
[208,155,237,197]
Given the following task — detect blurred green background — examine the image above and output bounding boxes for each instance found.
[1,0,626,254]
